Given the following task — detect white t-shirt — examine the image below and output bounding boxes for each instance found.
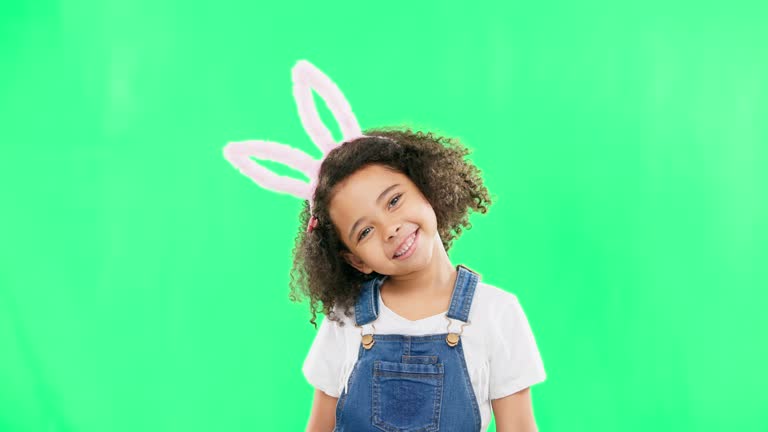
[302,280,547,431]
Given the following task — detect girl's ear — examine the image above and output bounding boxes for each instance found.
[341,251,373,274]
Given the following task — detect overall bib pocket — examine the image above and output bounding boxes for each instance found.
[372,360,444,432]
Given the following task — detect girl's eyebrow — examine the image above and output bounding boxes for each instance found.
[347,183,401,242]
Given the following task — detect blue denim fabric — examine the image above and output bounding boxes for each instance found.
[334,265,482,432]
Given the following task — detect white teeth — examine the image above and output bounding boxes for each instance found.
[394,232,416,257]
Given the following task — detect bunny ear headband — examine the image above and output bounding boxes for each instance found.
[223,60,384,233]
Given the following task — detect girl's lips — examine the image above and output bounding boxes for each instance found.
[393,229,419,260]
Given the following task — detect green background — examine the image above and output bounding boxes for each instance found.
[2,1,767,430]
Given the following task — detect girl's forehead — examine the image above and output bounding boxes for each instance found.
[334,165,410,196]
[328,166,413,220]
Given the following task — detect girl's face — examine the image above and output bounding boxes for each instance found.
[328,164,439,276]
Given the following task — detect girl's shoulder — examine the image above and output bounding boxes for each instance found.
[473,280,521,309]
[470,280,526,323]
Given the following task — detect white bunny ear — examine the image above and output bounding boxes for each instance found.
[292,60,363,154]
[223,140,321,202]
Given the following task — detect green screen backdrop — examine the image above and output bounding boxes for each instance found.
[1,1,767,431]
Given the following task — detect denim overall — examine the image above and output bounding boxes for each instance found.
[334,265,482,432]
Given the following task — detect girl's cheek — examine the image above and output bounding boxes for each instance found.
[417,201,434,215]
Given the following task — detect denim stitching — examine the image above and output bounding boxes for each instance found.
[402,355,438,364]
[447,267,468,319]
[347,266,481,431]
[455,341,482,430]
[355,277,384,326]
[372,361,444,432]
[336,344,365,426]
[459,272,478,320]
[428,373,443,432]
[370,278,379,320]
[449,267,479,322]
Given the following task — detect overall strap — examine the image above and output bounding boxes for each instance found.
[354,275,384,326]
[354,265,480,325]
[446,264,481,322]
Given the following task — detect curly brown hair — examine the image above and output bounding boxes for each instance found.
[288,127,492,328]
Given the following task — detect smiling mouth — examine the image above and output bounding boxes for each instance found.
[393,229,418,258]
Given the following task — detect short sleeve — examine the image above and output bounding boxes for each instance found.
[488,293,547,400]
[301,315,346,398]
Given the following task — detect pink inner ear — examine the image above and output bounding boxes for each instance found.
[223,140,320,201]
[224,60,365,214]
[292,60,363,154]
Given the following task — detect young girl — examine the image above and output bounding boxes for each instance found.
[224,61,546,432]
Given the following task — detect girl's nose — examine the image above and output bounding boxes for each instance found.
[386,223,401,240]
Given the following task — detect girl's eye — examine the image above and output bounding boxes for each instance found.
[388,193,403,208]
[358,194,403,242]
[358,227,372,241]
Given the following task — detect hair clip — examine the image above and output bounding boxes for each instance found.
[306,215,319,233]
[223,60,365,214]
